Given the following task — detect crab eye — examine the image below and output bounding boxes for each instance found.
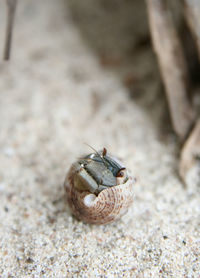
[116,168,126,177]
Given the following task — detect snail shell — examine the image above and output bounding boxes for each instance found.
[64,149,135,224]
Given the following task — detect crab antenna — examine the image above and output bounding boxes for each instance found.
[84,143,108,165]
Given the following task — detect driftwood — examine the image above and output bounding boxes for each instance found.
[3,0,17,60]
[179,119,200,183]
[184,0,200,59]
[146,0,195,140]
[146,0,200,185]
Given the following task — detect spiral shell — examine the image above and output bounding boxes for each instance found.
[64,149,135,224]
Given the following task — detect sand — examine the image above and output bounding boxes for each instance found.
[0,0,199,277]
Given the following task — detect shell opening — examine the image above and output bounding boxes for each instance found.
[83,194,96,207]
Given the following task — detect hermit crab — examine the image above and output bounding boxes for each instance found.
[64,147,135,224]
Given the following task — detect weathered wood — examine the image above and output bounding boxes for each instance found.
[184,0,200,60]
[146,0,195,140]
[179,119,200,183]
[4,0,17,60]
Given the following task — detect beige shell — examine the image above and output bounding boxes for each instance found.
[64,162,135,225]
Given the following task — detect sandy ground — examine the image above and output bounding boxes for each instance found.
[0,0,199,277]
